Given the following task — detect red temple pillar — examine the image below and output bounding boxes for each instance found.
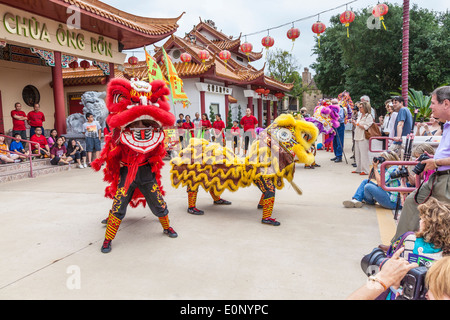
[224,84,229,127]
[247,96,253,114]
[52,51,66,134]
[257,98,263,127]
[200,92,206,115]
[266,100,271,126]
[106,62,115,84]
[200,78,206,115]
[273,100,278,119]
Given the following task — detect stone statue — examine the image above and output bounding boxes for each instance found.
[66,91,108,134]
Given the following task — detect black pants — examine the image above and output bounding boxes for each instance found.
[111,164,168,220]
[73,150,87,160]
[243,131,254,151]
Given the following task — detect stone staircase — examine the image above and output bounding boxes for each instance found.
[0,158,79,184]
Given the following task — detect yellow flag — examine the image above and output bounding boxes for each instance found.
[161,47,190,108]
[144,47,166,83]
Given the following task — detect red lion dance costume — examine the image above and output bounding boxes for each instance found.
[91,78,177,253]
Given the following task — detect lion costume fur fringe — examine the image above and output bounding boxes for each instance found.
[170,114,319,197]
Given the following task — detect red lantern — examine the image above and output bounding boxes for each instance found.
[219,50,231,64]
[69,60,79,69]
[287,28,300,42]
[264,89,270,97]
[180,52,192,65]
[80,60,90,69]
[128,56,139,65]
[372,3,389,30]
[198,50,210,63]
[287,27,300,51]
[312,21,326,48]
[240,42,253,57]
[340,10,355,38]
[255,88,265,96]
[261,35,274,50]
[198,49,209,70]
[275,92,285,99]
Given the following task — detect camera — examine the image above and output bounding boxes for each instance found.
[361,248,389,276]
[412,153,431,175]
[390,167,409,179]
[361,248,428,300]
[373,157,386,164]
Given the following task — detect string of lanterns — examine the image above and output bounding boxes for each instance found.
[233,1,389,52]
[183,2,389,70]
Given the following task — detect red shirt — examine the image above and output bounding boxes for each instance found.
[11,110,27,131]
[231,126,240,136]
[200,119,212,129]
[182,121,195,137]
[240,115,258,132]
[30,134,48,150]
[27,111,46,127]
[213,120,225,137]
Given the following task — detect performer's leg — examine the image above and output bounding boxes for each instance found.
[255,177,279,226]
[137,168,178,238]
[101,184,135,253]
[210,190,231,205]
[257,193,265,209]
[187,187,204,215]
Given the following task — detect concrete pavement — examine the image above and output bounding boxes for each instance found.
[0,132,396,300]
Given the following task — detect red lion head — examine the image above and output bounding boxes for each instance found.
[106,77,175,153]
[92,78,176,207]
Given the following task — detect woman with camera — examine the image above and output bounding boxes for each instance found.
[348,197,450,300]
[415,114,443,136]
[343,150,402,209]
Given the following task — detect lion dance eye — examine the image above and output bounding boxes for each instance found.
[113,94,125,104]
[277,128,292,142]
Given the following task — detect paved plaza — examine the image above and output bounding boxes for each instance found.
[0,132,396,300]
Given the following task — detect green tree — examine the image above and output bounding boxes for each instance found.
[311,3,449,113]
[266,49,304,101]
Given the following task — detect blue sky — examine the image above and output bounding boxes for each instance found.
[104,0,448,75]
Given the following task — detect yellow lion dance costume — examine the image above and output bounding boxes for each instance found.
[170,114,319,226]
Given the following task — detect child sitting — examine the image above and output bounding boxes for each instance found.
[9,133,30,161]
[0,135,20,163]
[50,137,73,165]
[30,127,50,158]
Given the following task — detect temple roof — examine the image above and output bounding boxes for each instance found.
[189,20,263,62]
[153,34,293,93]
[61,19,294,93]
[0,0,183,49]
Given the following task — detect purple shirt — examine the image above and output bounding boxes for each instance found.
[435,121,450,171]
[51,145,66,158]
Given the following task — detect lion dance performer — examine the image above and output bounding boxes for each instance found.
[91,78,178,253]
[170,114,319,226]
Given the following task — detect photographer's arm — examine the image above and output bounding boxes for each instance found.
[422,157,450,172]
[347,248,418,300]
[394,121,404,142]
[373,162,381,185]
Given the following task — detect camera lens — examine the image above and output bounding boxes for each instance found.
[361,248,388,276]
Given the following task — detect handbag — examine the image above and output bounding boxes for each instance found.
[364,122,381,140]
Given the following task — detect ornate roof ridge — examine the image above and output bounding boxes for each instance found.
[60,0,184,35]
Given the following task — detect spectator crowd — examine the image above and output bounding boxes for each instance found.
[2,86,449,300]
